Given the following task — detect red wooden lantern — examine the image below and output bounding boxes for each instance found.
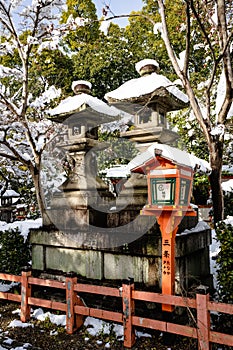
[130,145,197,312]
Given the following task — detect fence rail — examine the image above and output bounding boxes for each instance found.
[0,270,233,349]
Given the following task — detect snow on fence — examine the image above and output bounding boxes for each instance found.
[0,269,233,349]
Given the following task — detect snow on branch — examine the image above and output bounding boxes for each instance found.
[153,22,163,36]
[0,65,22,79]
[29,85,61,109]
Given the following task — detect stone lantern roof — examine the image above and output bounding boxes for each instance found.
[1,189,20,198]
[105,59,189,113]
[104,59,189,146]
[48,80,122,126]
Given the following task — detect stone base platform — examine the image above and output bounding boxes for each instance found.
[30,221,212,294]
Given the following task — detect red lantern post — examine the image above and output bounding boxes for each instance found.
[130,147,197,312]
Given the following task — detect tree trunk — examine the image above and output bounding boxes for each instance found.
[209,168,224,224]
[209,140,224,224]
[31,166,53,226]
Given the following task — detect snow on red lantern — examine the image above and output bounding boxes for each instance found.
[129,144,208,312]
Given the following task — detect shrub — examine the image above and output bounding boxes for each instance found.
[224,191,233,218]
[215,220,233,302]
[0,228,31,275]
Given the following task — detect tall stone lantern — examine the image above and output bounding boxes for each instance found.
[105,59,189,151]
[47,81,122,230]
[104,59,189,207]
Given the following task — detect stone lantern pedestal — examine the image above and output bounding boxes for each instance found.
[48,136,113,231]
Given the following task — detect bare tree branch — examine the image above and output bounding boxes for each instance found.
[217,0,233,124]
[157,0,212,146]
[104,13,156,26]
[0,93,21,119]
[183,2,191,77]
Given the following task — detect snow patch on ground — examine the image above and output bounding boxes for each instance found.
[0,282,19,293]
[84,316,123,340]
[31,308,66,327]
[0,218,42,242]
[6,307,152,344]
[8,320,34,329]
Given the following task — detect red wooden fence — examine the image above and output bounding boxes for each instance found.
[0,269,233,349]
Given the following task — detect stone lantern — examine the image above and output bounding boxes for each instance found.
[0,188,20,222]
[105,59,189,149]
[104,59,190,208]
[46,80,122,230]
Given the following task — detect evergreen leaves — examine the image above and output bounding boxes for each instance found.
[215,221,233,302]
[0,228,31,275]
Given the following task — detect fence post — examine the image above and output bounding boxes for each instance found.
[122,277,136,349]
[66,271,78,334]
[196,285,211,350]
[20,267,32,322]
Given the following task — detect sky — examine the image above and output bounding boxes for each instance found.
[93,0,144,26]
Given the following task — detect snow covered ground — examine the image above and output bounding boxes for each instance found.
[0,304,152,350]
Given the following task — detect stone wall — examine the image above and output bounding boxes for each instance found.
[30,218,212,293]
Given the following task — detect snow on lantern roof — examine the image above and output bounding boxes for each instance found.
[129,143,211,174]
[1,189,20,198]
[105,59,189,112]
[105,73,189,108]
[48,93,124,124]
[135,58,159,74]
[71,80,92,91]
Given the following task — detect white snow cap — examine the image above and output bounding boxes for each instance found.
[105,72,189,103]
[135,59,159,74]
[216,70,233,120]
[48,94,122,118]
[222,165,233,174]
[1,189,19,197]
[100,20,110,35]
[129,143,211,173]
[71,80,92,92]
[210,124,225,137]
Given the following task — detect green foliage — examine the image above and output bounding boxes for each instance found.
[125,0,188,80]
[30,49,73,96]
[62,0,191,100]
[61,0,100,49]
[192,173,210,205]
[0,228,31,275]
[97,130,138,173]
[224,191,233,218]
[167,110,210,162]
[71,23,139,99]
[215,221,233,302]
